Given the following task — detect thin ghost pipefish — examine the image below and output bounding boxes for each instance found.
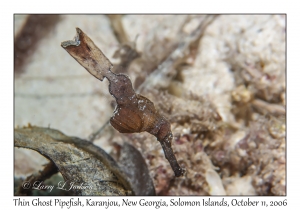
[61,28,184,177]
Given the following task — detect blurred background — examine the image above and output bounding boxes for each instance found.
[14,15,286,195]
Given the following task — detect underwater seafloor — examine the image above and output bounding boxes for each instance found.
[14,14,285,196]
